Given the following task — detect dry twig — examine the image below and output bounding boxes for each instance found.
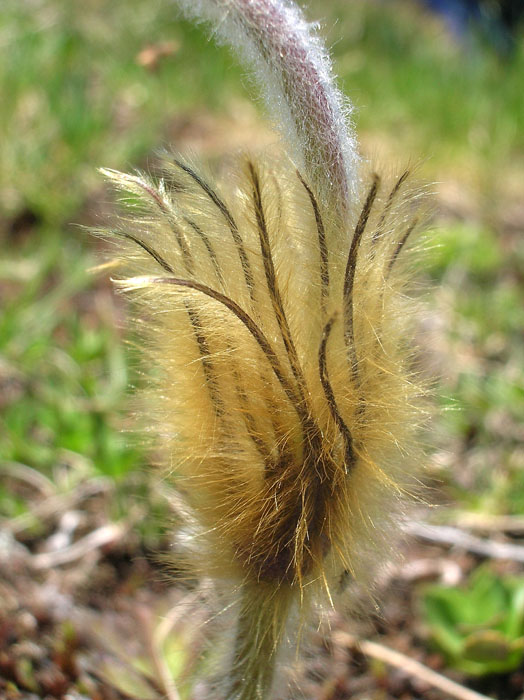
[333,631,493,700]
[453,512,524,534]
[405,521,524,563]
[30,522,126,570]
[0,460,55,496]
[380,557,463,586]
[5,478,112,535]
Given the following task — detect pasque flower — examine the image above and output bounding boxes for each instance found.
[100,1,428,698]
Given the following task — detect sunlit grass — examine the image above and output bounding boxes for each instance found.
[0,231,136,476]
[430,221,524,514]
[0,0,243,228]
[319,0,524,184]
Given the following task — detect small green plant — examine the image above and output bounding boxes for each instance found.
[422,566,524,676]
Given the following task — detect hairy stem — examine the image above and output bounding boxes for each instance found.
[175,0,359,211]
[225,585,292,700]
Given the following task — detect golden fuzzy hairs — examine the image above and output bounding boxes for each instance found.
[100,151,427,699]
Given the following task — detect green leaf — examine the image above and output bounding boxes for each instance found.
[422,567,524,676]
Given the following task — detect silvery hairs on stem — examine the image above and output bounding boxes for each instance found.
[175,0,360,209]
[98,1,429,698]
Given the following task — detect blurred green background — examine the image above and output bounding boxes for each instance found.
[0,0,523,691]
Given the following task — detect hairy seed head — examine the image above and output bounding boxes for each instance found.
[99,2,430,697]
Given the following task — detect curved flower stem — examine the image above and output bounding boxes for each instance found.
[175,0,359,212]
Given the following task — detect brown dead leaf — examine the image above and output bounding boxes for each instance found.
[136,41,180,72]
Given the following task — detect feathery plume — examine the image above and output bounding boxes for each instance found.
[99,1,429,698]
